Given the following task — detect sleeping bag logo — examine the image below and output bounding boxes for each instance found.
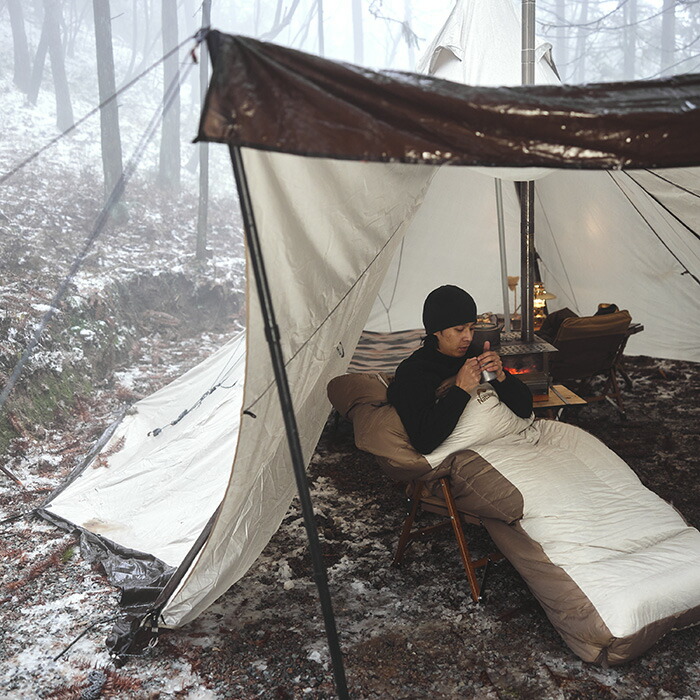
[476,387,495,404]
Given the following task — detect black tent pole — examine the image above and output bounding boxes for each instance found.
[229,145,350,700]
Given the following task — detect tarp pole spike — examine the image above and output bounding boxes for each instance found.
[229,145,350,700]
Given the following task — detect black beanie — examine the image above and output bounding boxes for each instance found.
[422,285,477,335]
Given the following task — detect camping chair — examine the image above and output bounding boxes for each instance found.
[549,310,632,415]
[392,477,503,603]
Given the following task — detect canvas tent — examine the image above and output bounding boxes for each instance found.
[41,2,700,674]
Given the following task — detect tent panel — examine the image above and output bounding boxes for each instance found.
[535,170,700,361]
[367,167,523,330]
[44,332,247,567]
[160,151,436,626]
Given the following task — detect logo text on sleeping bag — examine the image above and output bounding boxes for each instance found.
[476,387,495,404]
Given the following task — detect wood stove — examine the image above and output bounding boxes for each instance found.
[499,331,557,400]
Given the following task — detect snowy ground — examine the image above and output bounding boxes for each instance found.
[1,340,699,699]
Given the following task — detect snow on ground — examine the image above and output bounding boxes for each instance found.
[2,333,700,699]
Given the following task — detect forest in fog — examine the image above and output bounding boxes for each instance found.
[5,1,700,191]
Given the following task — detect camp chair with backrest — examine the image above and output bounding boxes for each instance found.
[549,310,632,415]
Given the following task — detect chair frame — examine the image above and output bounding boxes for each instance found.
[392,477,502,602]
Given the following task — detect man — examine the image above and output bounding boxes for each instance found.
[387,285,533,454]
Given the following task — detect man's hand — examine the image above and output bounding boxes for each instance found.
[478,341,506,382]
[455,357,481,393]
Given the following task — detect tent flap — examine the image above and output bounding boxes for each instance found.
[198,32,700,170]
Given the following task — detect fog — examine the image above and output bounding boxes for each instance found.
[3,0,698,208]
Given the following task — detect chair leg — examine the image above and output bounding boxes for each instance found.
[392,481,424,567]
[439,478,482,603]
[609,368,625,414]
[604,368,626,416]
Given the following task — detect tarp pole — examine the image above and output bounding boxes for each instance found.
[229,145,349,700]
[521,0,536,342]
[495,178,511,332]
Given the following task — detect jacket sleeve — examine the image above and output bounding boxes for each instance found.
[489,371,533,418]
[387,369,470,454]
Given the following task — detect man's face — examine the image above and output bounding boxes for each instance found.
[435,322,475,357]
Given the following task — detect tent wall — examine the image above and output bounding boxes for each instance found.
[366,167,524,331]
[536,169,700,360]
[160,151,437,626]
[44,332,248,568]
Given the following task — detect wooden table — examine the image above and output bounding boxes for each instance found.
[533,384,586,420]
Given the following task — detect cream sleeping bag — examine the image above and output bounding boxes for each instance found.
[327,371,700,664]
[424,383,535,468]
[423,382,700,664]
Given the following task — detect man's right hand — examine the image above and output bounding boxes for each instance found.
[455,357,481,394]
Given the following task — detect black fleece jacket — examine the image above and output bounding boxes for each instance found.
[387,343,533,454]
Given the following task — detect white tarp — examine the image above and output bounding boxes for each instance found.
[45,332,247,567]
[160,154,437,626]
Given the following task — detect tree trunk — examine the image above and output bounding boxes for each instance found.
[404,0,413,69]
[555,0,567,81]
[661,0,676,76]
[317,0,325,57]
[196,0,212,261]
[28,13,50,105]
[574,0,589,83]
[7,0,32,92]
[93,0,123,196]
[158,0,181,191]
[352,0,363,65]
[623,0,637,80]
[44,0,74,131]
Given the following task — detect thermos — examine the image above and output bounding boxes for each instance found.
[474,321,500,383]
[481,368,498,383]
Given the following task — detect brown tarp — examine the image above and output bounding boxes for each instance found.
[197,31,700,170]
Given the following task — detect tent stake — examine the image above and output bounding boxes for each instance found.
[229,145,349,700]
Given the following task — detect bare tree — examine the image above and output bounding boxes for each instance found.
[7,0,32,92]
[259,0,303,41]
[196,0,212,261]
[45,0,74,131]
[554,0,568,80]
[158,0,181,192]
[404,0,414,69]
[317,0,325,57]
[573,0,589,83]
[28,11,49,105]
[352,0,364,65]
[624,0,638,80]
[661,0,677,75]
[93,0,123,196]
